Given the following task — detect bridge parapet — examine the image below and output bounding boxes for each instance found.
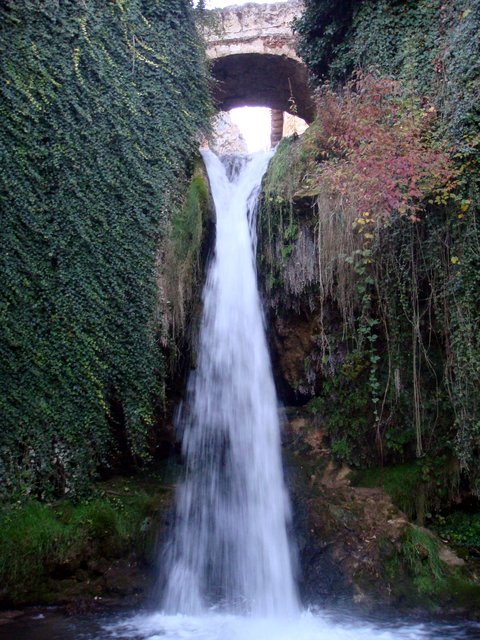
[204,1,304,61]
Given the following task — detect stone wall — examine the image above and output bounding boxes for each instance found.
[205,1,304,61]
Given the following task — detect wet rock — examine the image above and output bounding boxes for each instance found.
[273,313,321,397]
[287,408,409,607]
[103,559,147,595]
[0,610,23,626]
[86,557,111,576]
[285,407,480,612]
[438,543,466,567]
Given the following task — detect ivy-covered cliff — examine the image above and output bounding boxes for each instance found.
[0,0,212,501]
[259,0,479,606]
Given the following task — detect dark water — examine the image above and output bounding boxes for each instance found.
[1,607,479,640]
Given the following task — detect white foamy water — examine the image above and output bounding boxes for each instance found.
[7,607,480,640]
[162,149,298,616]
[104,610,454,640]
[124,150,480,640]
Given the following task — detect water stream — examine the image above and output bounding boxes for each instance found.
[162,149,298,617]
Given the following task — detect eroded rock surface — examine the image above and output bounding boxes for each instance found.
[205,1,304,61]
[210,111,248,156]
[285,410,475,611]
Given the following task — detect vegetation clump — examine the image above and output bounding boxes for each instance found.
[158,168,211,354]
[433,511,480,551]
[401,526,446,598]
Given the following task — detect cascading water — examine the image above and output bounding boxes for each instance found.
[163,149,298,616]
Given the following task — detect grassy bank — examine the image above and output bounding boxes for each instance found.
[0,473,174,607]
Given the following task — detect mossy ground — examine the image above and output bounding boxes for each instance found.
[0,469,176,607]
[392,525,480,612]
[353,463,422,519]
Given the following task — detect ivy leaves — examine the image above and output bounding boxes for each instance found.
[0,0,211,499]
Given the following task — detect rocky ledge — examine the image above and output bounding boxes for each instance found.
[286,409,480,614]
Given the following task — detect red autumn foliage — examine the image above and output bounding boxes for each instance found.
[312,73,457,221]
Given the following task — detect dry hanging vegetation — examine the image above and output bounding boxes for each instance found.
[262,73,458,332]
[308,73,458,337]
[269,0,480,594]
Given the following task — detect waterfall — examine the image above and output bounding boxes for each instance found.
[99,152,471,640]
[163,149,298,617]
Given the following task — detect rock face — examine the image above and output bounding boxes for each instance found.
[271,311,322,399]
[285,410,477,611]
[204,2,315,122]
[283,112,308,138]
[286,410,410,606]
[210,111,248,155]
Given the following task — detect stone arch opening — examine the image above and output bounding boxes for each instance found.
[210,53,315,124]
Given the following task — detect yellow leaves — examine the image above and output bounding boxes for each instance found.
[353,213,376,237]
[79,16,89,42]
[451,256,460,265]
[73,47,85,86]
[134,144,151,161]
[457,200,471,219]
[461,9,471,19]
[141,14,153,28]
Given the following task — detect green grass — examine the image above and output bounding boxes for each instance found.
[0,475,171,604]
[402,525,445,596]
[400,525,480,609]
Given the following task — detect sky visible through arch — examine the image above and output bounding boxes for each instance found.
[204,0,290,151]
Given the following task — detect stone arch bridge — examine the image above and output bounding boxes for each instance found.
[203,1,314,126]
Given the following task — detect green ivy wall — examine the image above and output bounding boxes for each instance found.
[0,0,212,500]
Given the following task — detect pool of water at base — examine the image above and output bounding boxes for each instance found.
[1,607,479,640]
